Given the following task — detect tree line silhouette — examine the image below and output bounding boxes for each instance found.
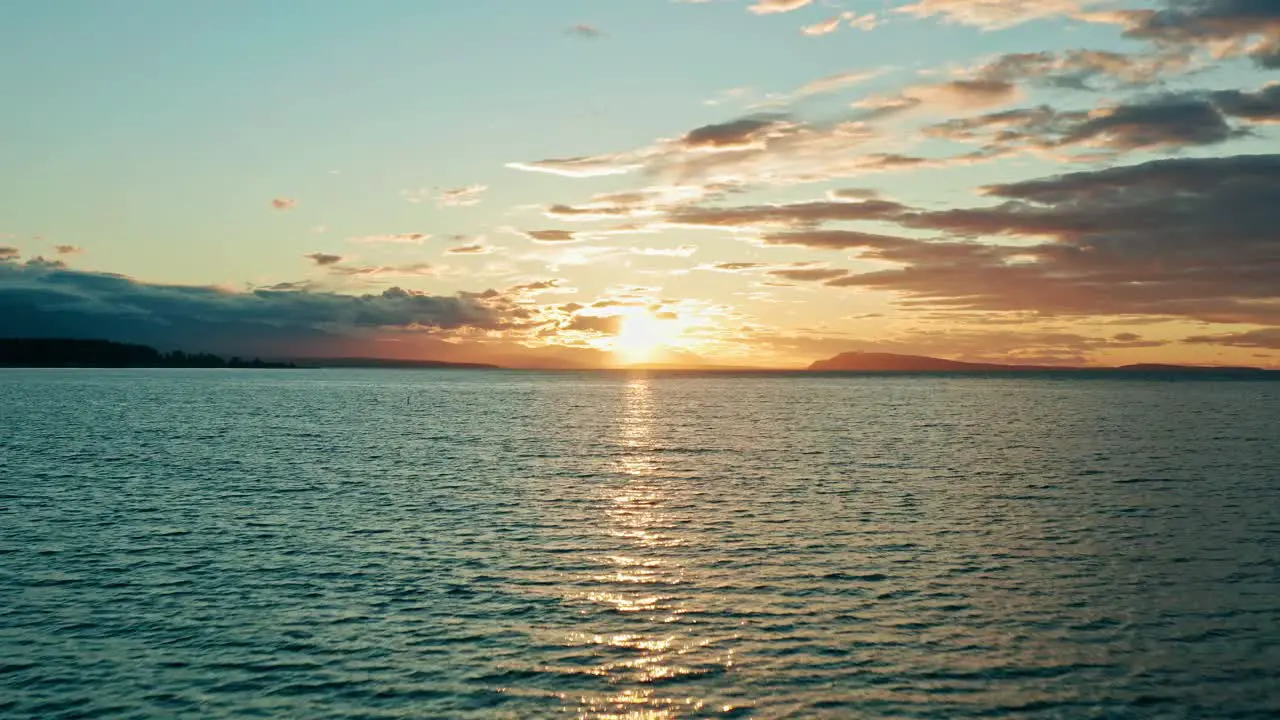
[0,339,296,368]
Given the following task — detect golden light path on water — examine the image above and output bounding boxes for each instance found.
[566,377,737,719]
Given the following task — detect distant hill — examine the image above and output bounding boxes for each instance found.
[0,338,295,368]
[809,351,1269,373]
[809,352,1058,372]
[295,357,500,370]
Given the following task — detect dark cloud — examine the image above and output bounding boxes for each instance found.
[708,262,770,271]
[0,246,18,260]
[668,198,907,229]
[766,267,851,282]
[1183,327,1280,348]
[444,243,494,254]
[1210,84,1280,122]
[1058,95,1239,149]
[676,154,1280,325]
[927,92,1256,154]
[520,229,579,243]
[1109,0,1280,68]
[0,262,510,356]
[856,154,1280,324]
[54,245,83,255]
[304,252,344,266]
[682,116,786,149]
[761,229,929,250]
[545,203,638,220]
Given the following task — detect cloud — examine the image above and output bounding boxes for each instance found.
[631,244,698,257]
[544,184,734,221]
[304,252,344,266]
[349,233,431,244]
[748,0,813,15]
[801,16,843,35]
[852,154,1280,324]
[445,242,496,254]
[1091,0,1280,68]
[760,228,930,249]
[1183,328,1280,349]
[792,70,882,99]
[1210,83,1280,122]
[682,115,787,149]
[328,262,438,280]
[513,116,907,190]
[271,198,296,211]
[54,245,83,255]
[707,262,771,272]
[898,0,1100,29]
[506,156,640,177]
[0,262,514,357]
[906,79,1020,110]
[971,49,1195,90]
[567,24,602,38]
[565,313,624,334]
[519,229,580,243]
[404,184,488,208]
[766,266,851,281]
[666,197,908,229]
[1,246,20,260]
[668,154,1280,325]
[1057,95,1239,149]
[849,13,879,30]
[925,89,1273,155]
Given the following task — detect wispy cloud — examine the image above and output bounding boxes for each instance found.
[349,233,431,245]
[748,0,813,15]
[801,16,842,35]
[271,197,296,211]
[567,23,602,38]
[898,0,1101,30]
[404,184,488,207]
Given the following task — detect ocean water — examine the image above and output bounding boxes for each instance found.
[2,369,1278,719]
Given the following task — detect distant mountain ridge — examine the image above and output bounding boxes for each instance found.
[808,351,1269,373]
[295,357,499,370]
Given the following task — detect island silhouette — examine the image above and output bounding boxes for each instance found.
[808,351,1268,373]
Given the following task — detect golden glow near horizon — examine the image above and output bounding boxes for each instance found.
[611,312,682,365]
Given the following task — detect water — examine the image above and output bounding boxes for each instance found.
[2,369,1278,719]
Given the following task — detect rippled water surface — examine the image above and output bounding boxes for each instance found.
[2,369,1279,719]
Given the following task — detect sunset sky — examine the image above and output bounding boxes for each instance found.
[2,0,1278,367]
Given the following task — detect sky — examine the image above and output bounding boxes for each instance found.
[1,0,1278,368]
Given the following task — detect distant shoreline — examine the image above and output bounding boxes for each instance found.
[3,339,1275,374]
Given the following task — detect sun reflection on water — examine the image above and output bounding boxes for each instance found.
[560,376,731,719]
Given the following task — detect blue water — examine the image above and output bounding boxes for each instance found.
[2,369,1278,718]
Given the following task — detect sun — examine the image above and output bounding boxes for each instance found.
[613,312,679,364]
